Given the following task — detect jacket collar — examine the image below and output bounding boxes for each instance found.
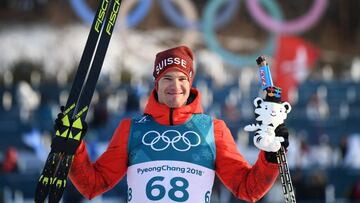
[143,88,203,125]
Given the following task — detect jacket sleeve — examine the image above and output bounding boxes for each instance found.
[214,119,279,203]
[69,118,131,200]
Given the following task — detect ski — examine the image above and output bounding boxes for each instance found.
[34,0,121,202]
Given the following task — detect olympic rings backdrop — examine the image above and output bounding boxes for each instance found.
[70,0,152,27]
[159,0,239,30]
[116,0,200,62]
[203,0,282,67]
[69,0,328,68]
[246,0,328,34]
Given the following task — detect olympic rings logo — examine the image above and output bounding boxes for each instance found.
[69,0,328,68]
[142,130,201,152]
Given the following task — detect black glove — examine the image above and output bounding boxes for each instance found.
[265,124,289,163]
[51,106,88,155]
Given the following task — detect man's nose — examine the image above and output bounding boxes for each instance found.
[170,79,180,87]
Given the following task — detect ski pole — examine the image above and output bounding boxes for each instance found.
[256,56,296,203]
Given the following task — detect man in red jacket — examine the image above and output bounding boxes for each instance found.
[68,46,289,202]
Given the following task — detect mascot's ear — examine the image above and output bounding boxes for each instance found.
[282,101,292,113]
[254,97,263,107]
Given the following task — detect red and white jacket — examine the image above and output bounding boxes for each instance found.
[69,88,279,202]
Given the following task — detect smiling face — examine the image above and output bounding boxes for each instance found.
[157,70,191,108]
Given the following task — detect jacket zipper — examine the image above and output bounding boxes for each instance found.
[169,108,174,126]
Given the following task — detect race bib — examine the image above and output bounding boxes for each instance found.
[127,160,215,203]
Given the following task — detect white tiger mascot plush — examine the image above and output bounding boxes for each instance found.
[244,97,291,152]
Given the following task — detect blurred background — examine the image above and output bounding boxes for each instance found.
[0,0,360,202]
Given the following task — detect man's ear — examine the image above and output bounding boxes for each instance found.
[154,80,158,92]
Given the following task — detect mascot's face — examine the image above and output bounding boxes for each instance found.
[253,97,291,128]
